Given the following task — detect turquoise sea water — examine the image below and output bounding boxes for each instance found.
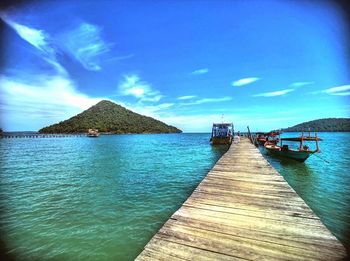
[1,133,349,260]
[0,134,227,260]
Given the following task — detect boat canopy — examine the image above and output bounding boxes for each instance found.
[257,131,280,136]
[281,137,323,142]
[212,123,233,127]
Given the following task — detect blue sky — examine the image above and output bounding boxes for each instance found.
[0,0,349,132]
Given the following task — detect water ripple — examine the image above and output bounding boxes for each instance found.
[0,134,226,260]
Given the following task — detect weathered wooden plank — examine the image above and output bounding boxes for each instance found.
[161,219,345,258]
[167,216,345,252]
[194,185,304,202]
[197,179,299,195]
[136,249,186,261]
[157,221,333,261]
[183,197,319,220]
[181,202,323,225]
[191,191,312,211]
[197,179,297,195]
[185,194,317,217]
[136,138,347,260]
[144,236,242,261]
[172,207,332,237]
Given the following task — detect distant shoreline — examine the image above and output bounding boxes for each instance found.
[2,131,350,136]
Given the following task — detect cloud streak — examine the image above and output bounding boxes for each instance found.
[253,89,294,97]
[58,22,112,71]
[290,81,314,88]
[118,75,163,102]
[0,75,104,130]
[2,18,49,52]
[232,77,260,86]
[322,85,350,96]
[177,95,197,100]
[190,68,209,75]
[0,15,114,130]
[0,15,67,75]
[180,96,232,106]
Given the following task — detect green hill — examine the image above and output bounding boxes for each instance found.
[39,100,182,134]
[282,118,350,132]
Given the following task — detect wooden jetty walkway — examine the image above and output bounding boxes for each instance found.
[136,138,347,260]
[1,134,87,139]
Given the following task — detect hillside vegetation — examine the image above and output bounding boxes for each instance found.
[282,118,350,132]
[39,100,182,134]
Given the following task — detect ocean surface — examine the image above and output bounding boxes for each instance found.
[0,133,227,260]
[0,132,349,260]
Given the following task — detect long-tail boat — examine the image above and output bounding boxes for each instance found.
[210,123,233,145]
[264,132,322,162]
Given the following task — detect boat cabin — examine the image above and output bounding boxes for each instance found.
[87,129,100,137]
[256,131,280,146]
[210,123,234,145]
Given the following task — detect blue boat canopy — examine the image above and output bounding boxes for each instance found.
[281,137,323,141]
[212,123,233,127]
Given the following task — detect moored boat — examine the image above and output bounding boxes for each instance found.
[210,123,233,145]
[264,133,322,162]
[256,131,280,146]
[87,129,100,137]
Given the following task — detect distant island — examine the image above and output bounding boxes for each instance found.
[39,100,182,134]
[282,118,350,132]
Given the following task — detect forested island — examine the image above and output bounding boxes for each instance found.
[282,118,350,132]
[39,100,181,134]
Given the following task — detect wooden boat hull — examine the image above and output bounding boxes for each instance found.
[211,136,232,145]
[87,134,100,138]
[265,145,314,162]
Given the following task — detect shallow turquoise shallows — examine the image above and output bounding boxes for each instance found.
[1,133,349,260]
[0,134,227,260]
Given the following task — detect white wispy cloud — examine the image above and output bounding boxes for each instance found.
[0,15,108,130]
[330,92,350,96]
[180,96,232,106]
[159,113,240,133]
[118,75,163,102]
[322,85,350,96]
[190,68,209,75]
[123,102,174,116]
[177,95,197,100]
[0,15,66,74]
[253,89,294,97]
[232,77,260,87]
[0,75,105,130]
[1,16,49,53]
[58,22,112,71]
[290,81,314,88]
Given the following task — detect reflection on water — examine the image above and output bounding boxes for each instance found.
[260,132,350,252]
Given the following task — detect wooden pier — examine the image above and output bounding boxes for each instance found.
[1,134,87,139]
[136,138,347,260]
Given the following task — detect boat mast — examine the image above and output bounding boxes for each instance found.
[299,132,304,151]
[315,132,320,152]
